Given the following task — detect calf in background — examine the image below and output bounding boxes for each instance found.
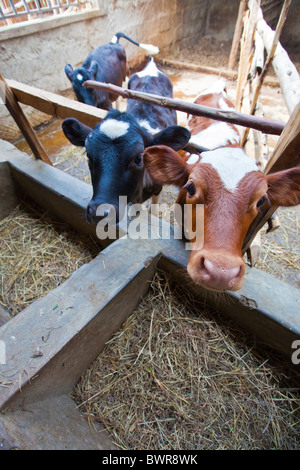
[62,57,190,223]
[65,32,159,110]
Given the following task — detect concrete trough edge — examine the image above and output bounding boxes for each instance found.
[0,142,299,448]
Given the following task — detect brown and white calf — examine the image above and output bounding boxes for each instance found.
[143,81,300,291]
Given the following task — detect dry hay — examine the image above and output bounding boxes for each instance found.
[256,207,300,288]
[0,201,99,317]
[72,271,300,450]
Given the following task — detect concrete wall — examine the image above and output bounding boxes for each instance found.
[0,0,211,94]
[0,0,299,141]
[0,0,212,140]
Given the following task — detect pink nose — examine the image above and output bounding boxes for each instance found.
[198,256,244,291]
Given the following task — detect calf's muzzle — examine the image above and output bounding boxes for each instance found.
[188,249,245,292]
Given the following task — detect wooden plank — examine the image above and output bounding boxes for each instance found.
[84,80,285,135]
[0,395,117,450]
[257,2,300,114]
[0,73,52,165]
[242,0,292,145]
[228,0,248,70]
[235,0,261,112]
[264,102,300,173]
[0,305,10,327]
[158,58,239,80]
[6,78,107,129]
[0,231,161,410]
[157,58,280,87]
[242,103,300,252]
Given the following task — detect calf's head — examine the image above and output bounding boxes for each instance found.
[143,145,300,292]
[65,63,109,109]
[62,110,190,223]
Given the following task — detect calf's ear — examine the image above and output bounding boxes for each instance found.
[266,167,300,206]
[143,145,189,186]
[152,126,191,151]
[90,60,98,79]
[65,64,74,82]
[62,118,92,147]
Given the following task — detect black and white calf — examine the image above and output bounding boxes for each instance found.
[62,57,190,223]
[64,32,159,110]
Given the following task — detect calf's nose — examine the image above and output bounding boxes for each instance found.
[86,201,117,224]
[197,255,245,291]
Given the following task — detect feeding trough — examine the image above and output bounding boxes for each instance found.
[0,140,299,449]
[1,0,300,449]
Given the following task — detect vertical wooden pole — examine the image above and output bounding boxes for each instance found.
[242,103,300,253]
[228,0,248,70]
[0,73,52,165]
[241,0,292,145]
[235,0,261,112]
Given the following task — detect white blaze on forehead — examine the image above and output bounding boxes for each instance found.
[99,119,129,140]
[76,73,84,81]
[200,148,258,191]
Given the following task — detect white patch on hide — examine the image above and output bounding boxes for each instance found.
[218,97,233,111]
[195,79,227,99]
[137,57,159,78]
[200,147,258,192]
[186,154,200,165]
[76,73,84,82]
[138,119,161,135]
[100,119,129,140]
[189,121,240,150]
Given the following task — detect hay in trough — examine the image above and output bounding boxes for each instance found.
[72,271,300,450]
[0,201,99,317]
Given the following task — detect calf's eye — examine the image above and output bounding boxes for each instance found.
[134,155,143,167]
[257,196,267,208]
[185,182,196,196]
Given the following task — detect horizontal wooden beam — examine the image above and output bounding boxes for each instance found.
[156,57,280,87]
[84,80,286,135]
[1,73,52,165]
[6,78,107,129]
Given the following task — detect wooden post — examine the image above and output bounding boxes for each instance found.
[235,0,261,112]
[242,0,292,145]
[256,1,300,115]
[242,103,300,253]
[7,79,107,129]
[228,0,248,70]
[264,102,300,173]
[0,73,52,165]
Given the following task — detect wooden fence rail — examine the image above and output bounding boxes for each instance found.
[83,80,285,136]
